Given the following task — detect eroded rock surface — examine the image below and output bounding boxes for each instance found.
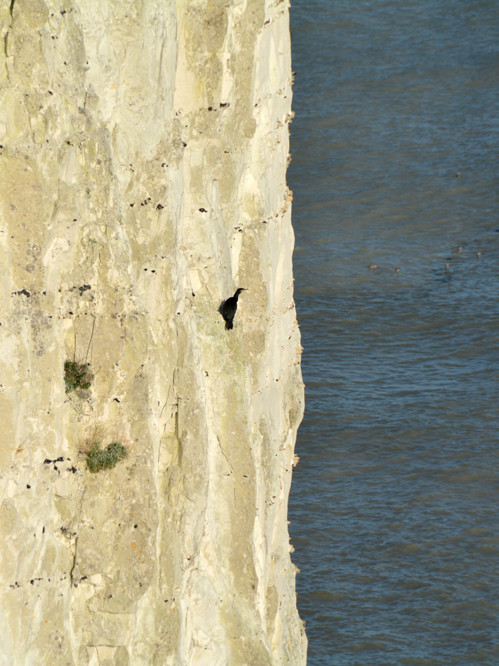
[0,0,305,663]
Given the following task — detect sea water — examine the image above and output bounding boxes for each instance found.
[288,1,499,664]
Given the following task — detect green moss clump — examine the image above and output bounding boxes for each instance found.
[86,442,128,473]
[64,360,92,393]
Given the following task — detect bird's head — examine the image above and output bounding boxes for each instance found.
[235,288,248,296]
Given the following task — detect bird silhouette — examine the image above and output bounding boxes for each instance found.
[219,288,247,330]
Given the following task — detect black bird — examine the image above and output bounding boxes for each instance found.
[219,288,247,330]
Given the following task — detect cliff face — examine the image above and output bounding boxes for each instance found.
[0,0,306,664]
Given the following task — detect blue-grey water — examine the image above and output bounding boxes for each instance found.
[287,1,499,664]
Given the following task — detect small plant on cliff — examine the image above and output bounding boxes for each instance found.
[86,442,128,473]
[64,360,93,393]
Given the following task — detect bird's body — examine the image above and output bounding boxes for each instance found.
[219,288,247,330]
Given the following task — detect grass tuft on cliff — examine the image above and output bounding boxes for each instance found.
[86,442,128,473]
[64,360,92,392]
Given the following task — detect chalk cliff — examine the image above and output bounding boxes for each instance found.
[0,0,306,664]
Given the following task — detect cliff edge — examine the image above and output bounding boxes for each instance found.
[0,0,306,663]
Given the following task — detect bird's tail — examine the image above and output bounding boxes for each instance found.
[225,320,233,330]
